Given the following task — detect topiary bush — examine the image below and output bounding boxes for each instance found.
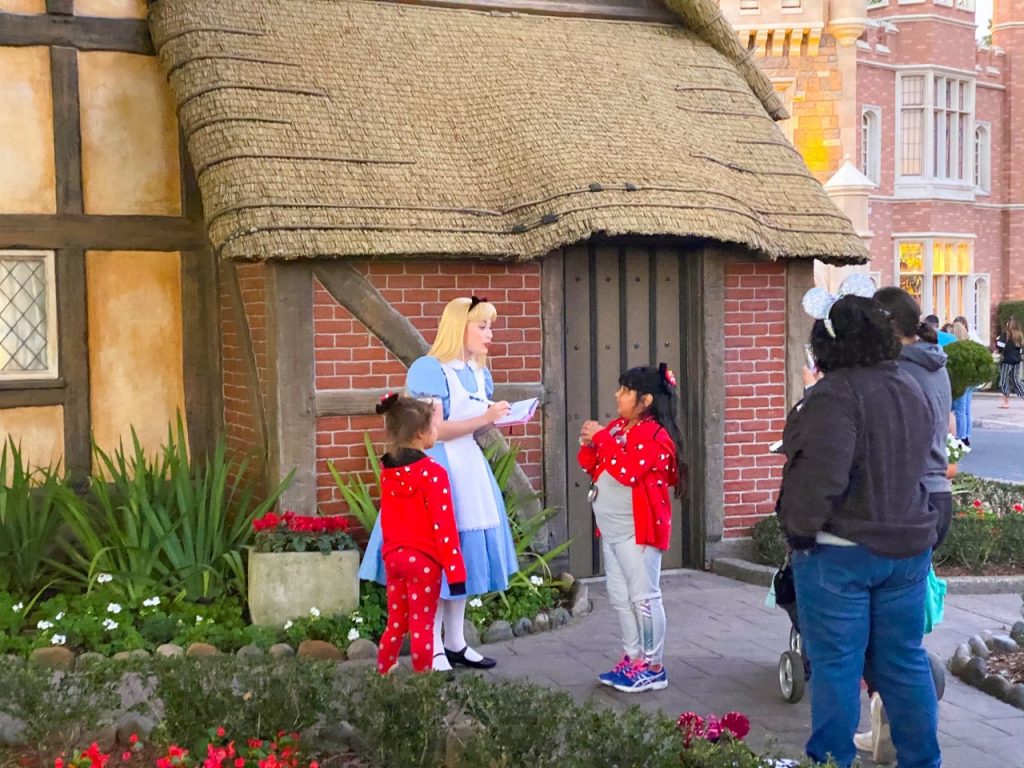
[945,340,997,399]
[750,515,787,567]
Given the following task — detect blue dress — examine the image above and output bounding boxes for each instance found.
[358,356,518,598]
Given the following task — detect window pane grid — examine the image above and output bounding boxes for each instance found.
[0,259,49,373]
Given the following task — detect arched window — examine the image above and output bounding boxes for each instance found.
[974,123,991,193]
[861,108,881,184]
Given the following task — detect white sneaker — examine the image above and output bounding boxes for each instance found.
[869,692,897,764]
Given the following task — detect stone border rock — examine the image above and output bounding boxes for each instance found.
[24,580,594,673]
[947,622,1024,710]
[711,557,1024,595]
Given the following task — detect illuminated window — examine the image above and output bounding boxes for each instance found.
[898,242,925,305]
[0,250,58,381]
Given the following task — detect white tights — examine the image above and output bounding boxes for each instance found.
[431,597,485,670]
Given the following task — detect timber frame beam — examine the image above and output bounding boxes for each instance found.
[383,0,675,23]
[0,11,154,54]
[0,215,207,252]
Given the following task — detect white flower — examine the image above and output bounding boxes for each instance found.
[97,573,113,584]
[102,618,118,631]
[37,620,53,631]
[347,628,360,642]
[106,603,122,614]
[11,602,23,612]
[353,616,364,624]
[530,575,544,586]
[195,615,204,624]
[142,597,160,607]
[51,634,66,646]
[283,620,293,630]
[469,598,483,609]
[309,607,320,618]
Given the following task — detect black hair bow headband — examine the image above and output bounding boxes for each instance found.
[469,295,488,310]
[375,391,399,415]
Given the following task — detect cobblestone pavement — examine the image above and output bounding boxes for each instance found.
[480,570,1024,768]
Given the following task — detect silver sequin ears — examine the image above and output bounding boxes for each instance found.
[801,274,876,338]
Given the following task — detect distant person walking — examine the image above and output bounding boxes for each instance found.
[995,317,1024,409]
[949,320,973,445]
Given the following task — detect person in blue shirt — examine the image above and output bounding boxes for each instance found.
[925,315,956,347]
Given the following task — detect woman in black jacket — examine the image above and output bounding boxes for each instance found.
[777,295,940,768]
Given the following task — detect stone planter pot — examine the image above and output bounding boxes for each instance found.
[248,549,360,628]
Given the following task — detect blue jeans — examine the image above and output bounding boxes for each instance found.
[952,386,974,440]
[792,545,940,768]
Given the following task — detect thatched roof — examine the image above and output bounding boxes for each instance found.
[149,0,867,264]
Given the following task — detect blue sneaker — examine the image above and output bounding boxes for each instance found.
[598,655,632,686]
[612,661,668,693]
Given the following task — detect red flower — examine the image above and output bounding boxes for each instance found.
[972,499,983,508]
[309,763,318,768]
[216,727,226,738]
[55,759,65,768]
[128,735,139,746]
[246,741,262,750]
[234,761,245,768]
[1014,503,1023,513]
[719,712,750,740]
[121,754,131,762]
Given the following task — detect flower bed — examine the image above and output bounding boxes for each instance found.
[0,657,829,768]
[947,620,1024,710]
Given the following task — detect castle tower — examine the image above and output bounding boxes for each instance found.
[993,0,1024,299]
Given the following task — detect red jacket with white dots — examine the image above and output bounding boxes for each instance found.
[379,449,467,595]
[577,417,679,550]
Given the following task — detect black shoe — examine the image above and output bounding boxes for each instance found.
[962,437,970,447]
[445,645,496,669]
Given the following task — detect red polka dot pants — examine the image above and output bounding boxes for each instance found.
[378,548,442,674]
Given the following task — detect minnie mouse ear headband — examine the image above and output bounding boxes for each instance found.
[468,295,489,310]
[375,392,400,415]
[801,273,876,339]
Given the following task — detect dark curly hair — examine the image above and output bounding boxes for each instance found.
[618,363,689,498]
[810,295,901,373]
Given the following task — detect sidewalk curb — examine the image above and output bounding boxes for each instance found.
[711,557,1024,595]
[972,419,1024,431]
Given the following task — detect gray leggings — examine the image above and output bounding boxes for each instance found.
[602,538,665,666]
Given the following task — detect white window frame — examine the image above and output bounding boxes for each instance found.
[968,273,990,344]
[894,70,976,201]
[861,106,882,185]
[974,121,991,194]
[956,0,976,12]
[0,249,59,382]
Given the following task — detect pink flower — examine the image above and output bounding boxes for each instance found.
[121,753,131,762]
[719,711,751,740]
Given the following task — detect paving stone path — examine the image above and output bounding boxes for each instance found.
[481,570,1024,768]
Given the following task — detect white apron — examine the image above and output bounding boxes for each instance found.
[440,361,501,531]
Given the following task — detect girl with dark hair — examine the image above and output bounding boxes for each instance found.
[374,393,466,675]
[996,316,1024,408]
[577,363,687,694]
[777,294,940,768]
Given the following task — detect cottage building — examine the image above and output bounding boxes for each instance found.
[0,0,865,574]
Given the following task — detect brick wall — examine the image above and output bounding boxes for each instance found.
[221,262,268,460]
[721,261,788,538]
[759,34,844,182]
[313,261,544,516]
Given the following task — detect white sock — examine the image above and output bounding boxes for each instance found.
[442,598,484,662]
[432,599,452,671]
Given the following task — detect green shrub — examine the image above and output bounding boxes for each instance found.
[54,416,291,603]
[945,340,997,399]
[996,301,1024,338]
[750,515,787,567]
[0,439,70,599]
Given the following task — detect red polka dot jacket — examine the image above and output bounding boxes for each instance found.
[577,417,679,550]
[379,448,468,595]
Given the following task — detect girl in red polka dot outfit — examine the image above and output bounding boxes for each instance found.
[375,393,467,674]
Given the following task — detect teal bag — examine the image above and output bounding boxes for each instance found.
[924,565,947,634]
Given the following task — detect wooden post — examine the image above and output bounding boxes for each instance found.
[265,261,316,512]
[541,249,568,552]
[786,260,815,409]
[697,250,726,563]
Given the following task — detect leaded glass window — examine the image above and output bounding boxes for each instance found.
[0,251,58,379]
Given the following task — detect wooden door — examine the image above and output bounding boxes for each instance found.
[561,239,704,576]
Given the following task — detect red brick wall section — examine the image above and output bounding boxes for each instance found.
[314,261,544,518]
[221,262,268,460]
[722,261,788,538]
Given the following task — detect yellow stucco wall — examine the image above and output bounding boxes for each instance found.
[75,0,146,18]
[0,1,45,13]
[0,406,65,475]
[0,47,56,213]
[78,52,181,216]
[87,251,186,459]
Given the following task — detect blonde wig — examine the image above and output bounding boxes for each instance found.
[427,297,498,365]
